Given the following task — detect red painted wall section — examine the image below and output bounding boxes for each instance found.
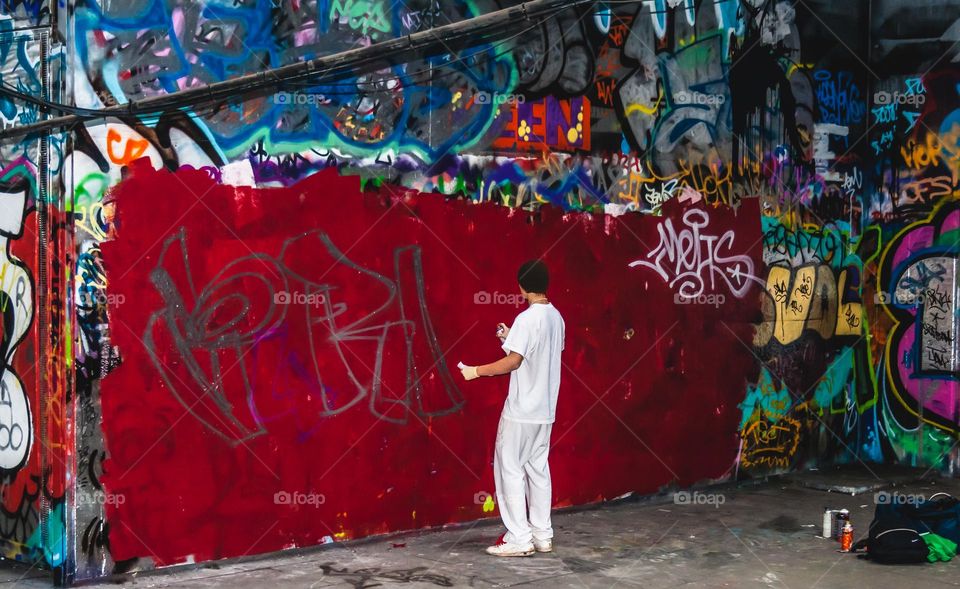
[98,163,762,565]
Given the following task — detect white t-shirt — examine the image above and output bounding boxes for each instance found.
[500,303,565,424]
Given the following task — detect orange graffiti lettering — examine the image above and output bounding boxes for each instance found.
[106,128,149,165]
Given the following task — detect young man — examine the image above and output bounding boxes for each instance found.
[459,260,565,557]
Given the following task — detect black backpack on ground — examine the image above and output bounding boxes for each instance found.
[852,515,929,563]
[895,493,960,543]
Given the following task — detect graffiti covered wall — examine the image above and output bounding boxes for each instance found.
[0,8,69,579]
[54,0,819,579]
[4,0,960,583]
[94,163,761,566]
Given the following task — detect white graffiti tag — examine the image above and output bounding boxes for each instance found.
[629,209,762,298]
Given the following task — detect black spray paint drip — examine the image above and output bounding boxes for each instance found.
[730,29,807,170]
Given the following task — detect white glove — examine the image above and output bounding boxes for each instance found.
[457,362,479,381]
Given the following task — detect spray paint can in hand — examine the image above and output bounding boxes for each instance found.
[840,521,854,552]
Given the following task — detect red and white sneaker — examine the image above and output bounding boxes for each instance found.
[533,538,553,553]
[485,533,535,557]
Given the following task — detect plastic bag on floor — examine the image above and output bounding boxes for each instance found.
[921,533,957,563]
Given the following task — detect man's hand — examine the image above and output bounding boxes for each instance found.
[496,323,510,342]
[458,363,479,381]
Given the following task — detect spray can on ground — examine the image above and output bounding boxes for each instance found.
[822,508,835,538]
[834,509,850,541]
[840,521,854,552]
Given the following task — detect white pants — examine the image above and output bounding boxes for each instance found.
[494,416,553,545]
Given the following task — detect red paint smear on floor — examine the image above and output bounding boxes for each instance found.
[99,162,762,565]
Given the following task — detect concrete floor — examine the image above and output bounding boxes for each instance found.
[4,469,960,588]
